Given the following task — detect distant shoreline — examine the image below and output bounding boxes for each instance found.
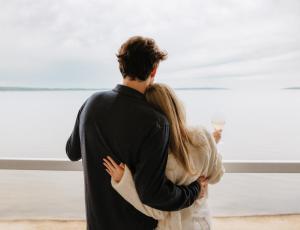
[283,87,300,90]
[0,87,105,91]
[0,86,230,91]
[1,86,299,91]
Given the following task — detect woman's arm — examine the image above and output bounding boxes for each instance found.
[103,157,168,220]
[203,129,225,184]
[208,152,225,184]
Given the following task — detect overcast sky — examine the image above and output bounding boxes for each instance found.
[0,0,299,89]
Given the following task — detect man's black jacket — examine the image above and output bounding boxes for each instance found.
[66,84,200,230]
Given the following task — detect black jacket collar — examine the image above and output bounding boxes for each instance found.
[113,84,145,100]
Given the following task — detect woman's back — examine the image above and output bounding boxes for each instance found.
[156,126,224,229]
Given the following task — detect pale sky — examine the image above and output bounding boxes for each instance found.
[0,0,299,89]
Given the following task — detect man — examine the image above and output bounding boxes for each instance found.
[66,36,204,230]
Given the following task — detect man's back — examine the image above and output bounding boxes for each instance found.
[80,85,164,229]
[66,84,200,230]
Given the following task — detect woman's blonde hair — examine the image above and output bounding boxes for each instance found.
[145,83,200,174]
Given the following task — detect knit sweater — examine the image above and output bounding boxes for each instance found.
[111,126,225,230]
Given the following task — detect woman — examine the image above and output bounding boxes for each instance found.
[103,83,225,230]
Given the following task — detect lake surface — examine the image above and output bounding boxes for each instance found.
[0,89,299,160]
[0,88,300,218]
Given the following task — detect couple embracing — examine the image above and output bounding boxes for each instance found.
[66,36,224,230]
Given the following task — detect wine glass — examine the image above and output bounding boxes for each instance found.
[211,114,226,144]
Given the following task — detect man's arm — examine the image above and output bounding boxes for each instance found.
[65,102,86,161]
[134,119,201,211]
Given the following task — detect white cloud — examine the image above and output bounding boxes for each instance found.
[0,0,299,88]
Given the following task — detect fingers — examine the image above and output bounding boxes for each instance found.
[102,156,125,180]
[103,162,114,175]
[199,176,208,183]
[199,178,208,198]
[104,156,124,170]
[215,132,221,137]
[105,169,112,176]
[199,185,205,198]
[213,130,222,138]
[107,156,119,168]
[202,179,208,184]
[200,190,205,198]
[197,176,208,198]
[200,192,204,198]
[103,158,115,172]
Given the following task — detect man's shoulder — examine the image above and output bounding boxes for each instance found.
[79,90,116,114]
[83,89,117,107]
[88,89,116,100]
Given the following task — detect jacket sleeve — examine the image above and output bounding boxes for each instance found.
[203,129,225,184]
[112,165,168,220]
[133,119,200,211]
[65,101,86,161]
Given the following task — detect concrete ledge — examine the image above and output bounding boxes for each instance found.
[1,215,300,230]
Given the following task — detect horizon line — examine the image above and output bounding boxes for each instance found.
[0,86,231,91]
[1,86,299,91]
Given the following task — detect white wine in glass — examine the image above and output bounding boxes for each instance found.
[211,115,226,144]
[211,119,225,131]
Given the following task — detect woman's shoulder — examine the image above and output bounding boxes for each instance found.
[188,125,211,144]
[186,125,213,164]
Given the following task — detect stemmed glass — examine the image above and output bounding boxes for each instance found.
[211,114,226,144]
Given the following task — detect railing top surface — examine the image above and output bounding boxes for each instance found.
[0,158,299,173]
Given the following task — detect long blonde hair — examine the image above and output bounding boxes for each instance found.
[145,83,200,174]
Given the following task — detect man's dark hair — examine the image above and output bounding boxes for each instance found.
[117,36,167,81]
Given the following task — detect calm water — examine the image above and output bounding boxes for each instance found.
[0,89,300,218]
[0,89,299,160]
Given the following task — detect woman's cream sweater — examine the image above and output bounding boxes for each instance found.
[111,126,225,230]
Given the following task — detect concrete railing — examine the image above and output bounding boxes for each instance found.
[0,158,299,173]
